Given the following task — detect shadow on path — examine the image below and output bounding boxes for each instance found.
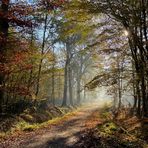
[45,131,83,148]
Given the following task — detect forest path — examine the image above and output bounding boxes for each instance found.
[23,102,102,148]
[0,102,102,148]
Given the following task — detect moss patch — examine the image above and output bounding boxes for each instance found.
[99,122,118,135]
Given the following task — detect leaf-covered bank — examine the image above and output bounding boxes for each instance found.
[74,107,148,148]
[0,104,75,140]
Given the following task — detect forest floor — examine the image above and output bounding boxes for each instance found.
[0,102,148,148]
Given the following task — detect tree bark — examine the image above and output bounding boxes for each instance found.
[51,51,55,105]
[62,58,68,106]
[76,76,81,105]
[35,14,48,99]
[68,65,73,106]
[0,0,9,113]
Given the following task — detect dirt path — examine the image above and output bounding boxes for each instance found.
[0,103,102,148]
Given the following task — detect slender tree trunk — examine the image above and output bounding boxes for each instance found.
[0,0,9,113]
[76,76,81,105]
[62,59,68,106]
[117,59,122,109]
[141,72,148,117]
[136,79,141,116]
[58,71,61,100]
[68,65,73,106]
[118,90,122,108]
[132,62,137,111]
[133,95,138,110]
[51,61,55,105]
[35,14,48,99]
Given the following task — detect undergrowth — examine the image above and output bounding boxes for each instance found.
[96,105,148,148]
[0,106,78,139]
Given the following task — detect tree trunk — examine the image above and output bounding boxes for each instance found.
[62,59,68,106]
[51,61,55,105]
[35,14,48,99]
[136,80,141,116]
[132,62,137,111]
[0,0,9,113]
[117,59,122,109]
[68,65,73,106]
[141,72,148,117]
[58,71,61,100]
[76,77,81,105]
